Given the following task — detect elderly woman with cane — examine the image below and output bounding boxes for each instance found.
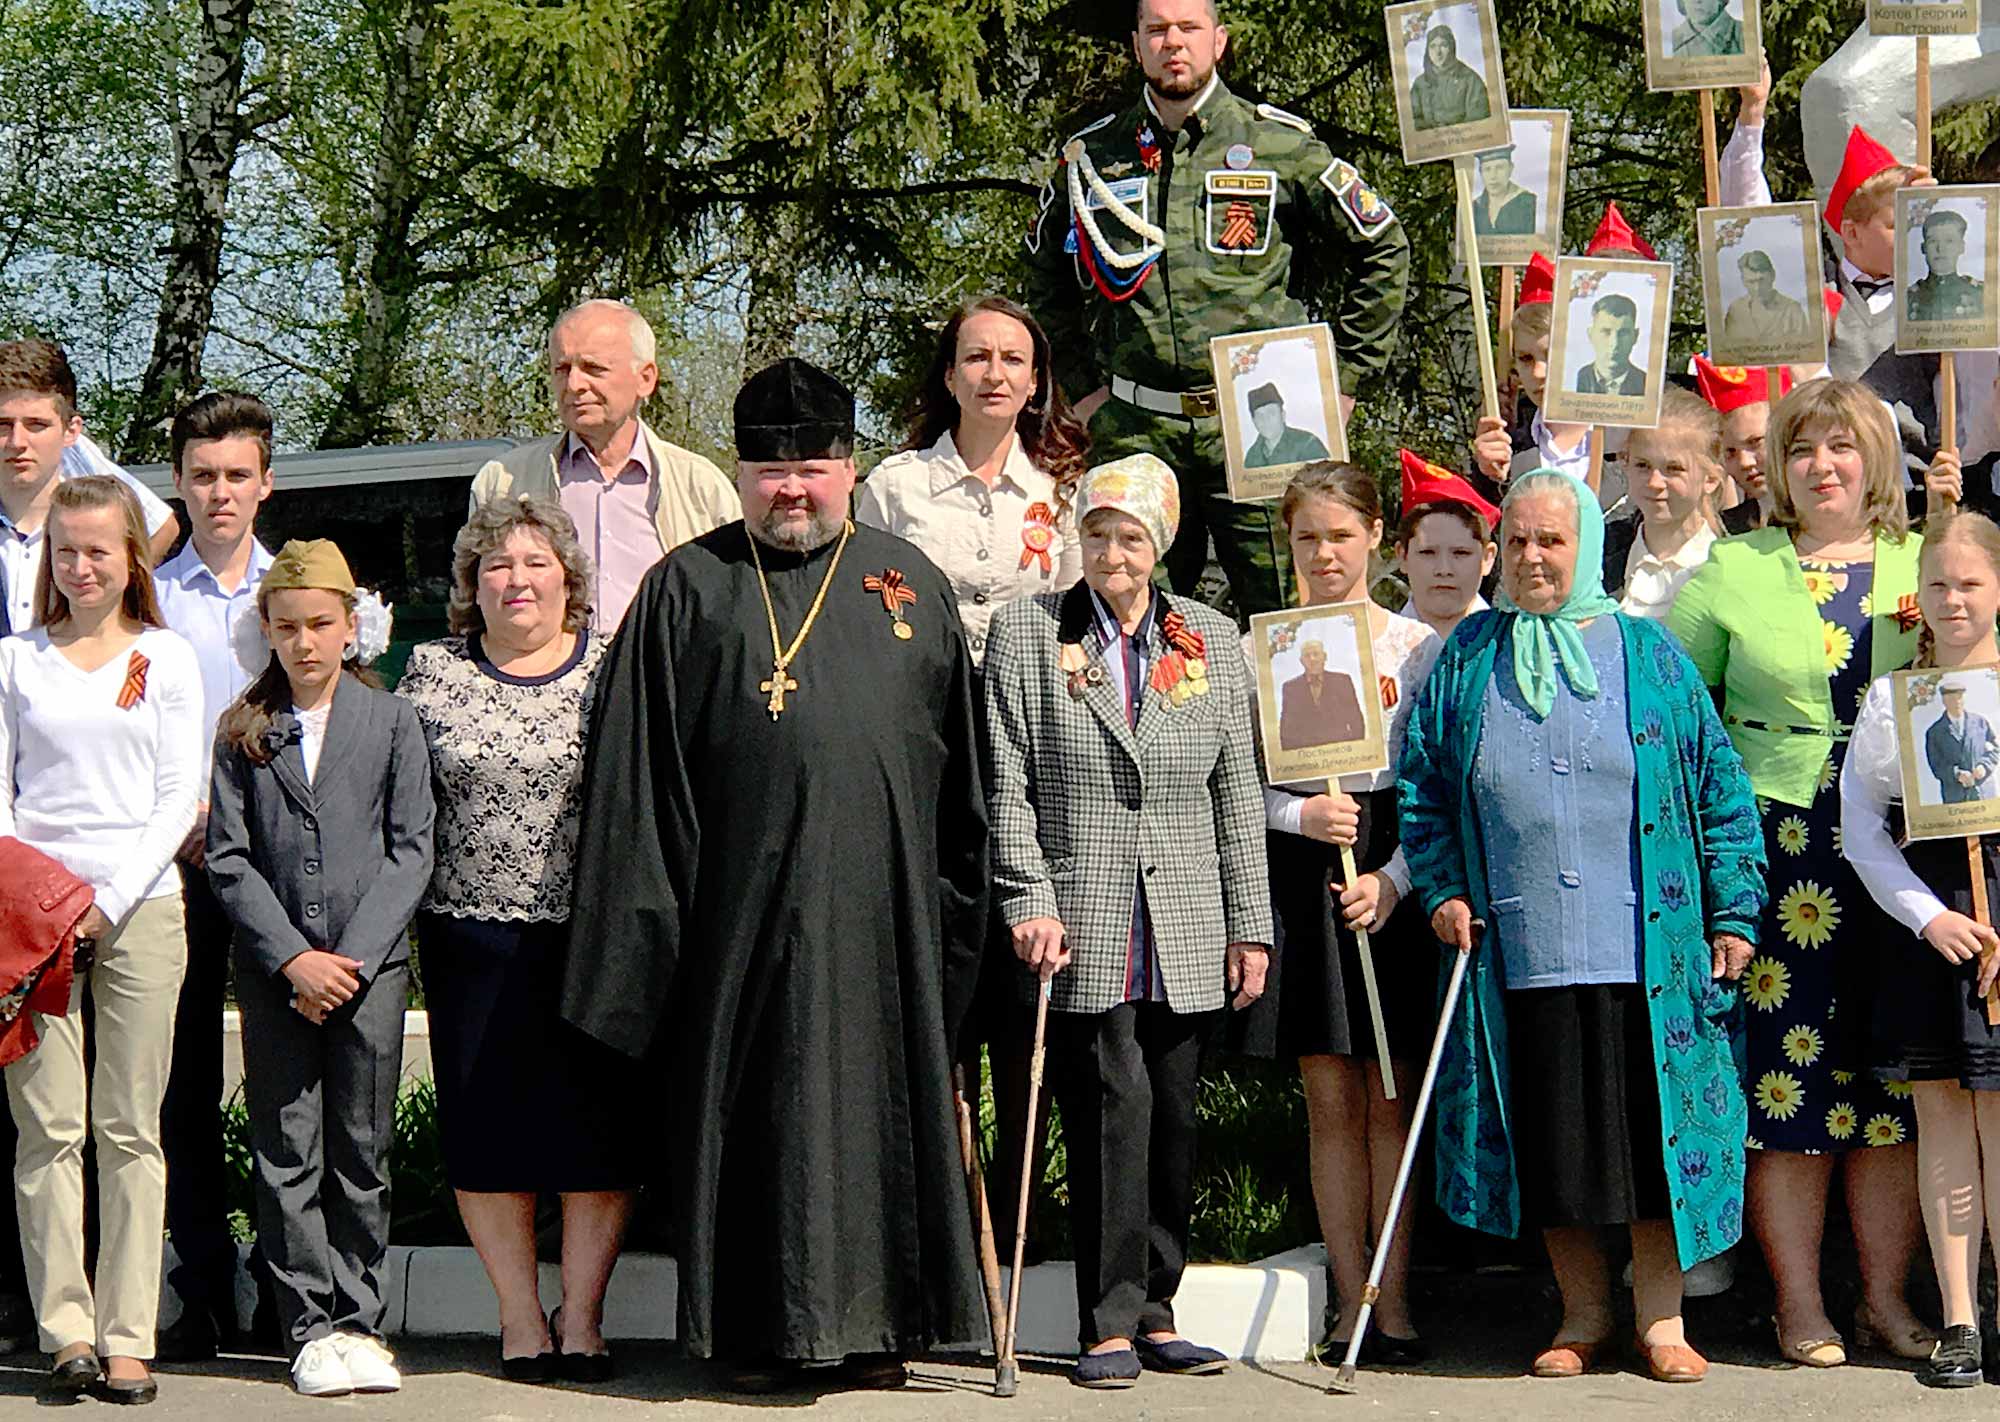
[1397,469,1766,1383]
[981,453,1271,1391]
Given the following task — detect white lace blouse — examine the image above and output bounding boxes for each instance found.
[397,633,608,922]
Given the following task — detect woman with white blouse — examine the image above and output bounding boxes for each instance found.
[855,294,1090,1259]
[0,476,201,1404]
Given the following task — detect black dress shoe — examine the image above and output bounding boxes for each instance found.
[98,1374,159,1406]
[550,1306,614,1383]
[499,1349,556,1383]
[1370,1332,1432,1365]
[1135,1336,1228,1375]
[50,1353,102,1393]
[1070,1348,1141,1388]
[837,1353,907,1389]
[1920,1325,1983,1388]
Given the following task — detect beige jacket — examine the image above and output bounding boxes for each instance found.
[467,423,740,556]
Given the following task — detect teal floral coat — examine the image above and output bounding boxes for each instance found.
[1398,612,1767,1268]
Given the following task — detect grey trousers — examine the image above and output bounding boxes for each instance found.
[237,957,406,1350]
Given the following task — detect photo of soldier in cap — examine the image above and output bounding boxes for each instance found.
[1470,144,1537,236]
[1894,186,2000,356]
[1386,0,1510,164]
[1243,383,1331,469]
[1408,14,1492,131]
[1467,109,1568,266]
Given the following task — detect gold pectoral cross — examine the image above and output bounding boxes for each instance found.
[761,661,799,719]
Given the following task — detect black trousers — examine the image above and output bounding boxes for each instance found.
[1047,1001,1210,1347]
[162,865,240,1318]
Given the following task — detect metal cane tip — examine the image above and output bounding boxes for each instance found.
[1334,1362,1359,1387]
[995,1361,1019,1397]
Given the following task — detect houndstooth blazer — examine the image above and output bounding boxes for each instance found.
[980,582,1273,1016]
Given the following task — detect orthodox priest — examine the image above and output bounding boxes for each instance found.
[561,358,991,1390]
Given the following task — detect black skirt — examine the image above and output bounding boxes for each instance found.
[1504,983,1670,1228]
[421,913,646,1192]
[1871,835,2000,1091]
[1229,787,1436,1063]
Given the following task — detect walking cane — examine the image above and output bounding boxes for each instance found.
[953,1066,1009,1393]
[1329,920,1482,1394]
[997,975,1051,1398]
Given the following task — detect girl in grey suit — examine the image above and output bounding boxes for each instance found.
[982,455,1273,1390]
[206,541,434,1398]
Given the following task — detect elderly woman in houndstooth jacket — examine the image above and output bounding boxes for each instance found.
[981,453,1273,1392]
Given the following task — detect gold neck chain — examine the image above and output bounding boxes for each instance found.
[747,519,853,719]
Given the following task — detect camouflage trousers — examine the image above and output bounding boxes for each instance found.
[1088,395,1293,624]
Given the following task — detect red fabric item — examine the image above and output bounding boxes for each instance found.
[0,838,91,1067]
[1399,449,1501,531]
[1693,355,1793,413]
[1584,201,1658,261]
[1823,284,1845,326]
[1824,124,1901,230]
[1517,251,1556,307]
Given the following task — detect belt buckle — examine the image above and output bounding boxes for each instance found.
[1180,388,1218,419]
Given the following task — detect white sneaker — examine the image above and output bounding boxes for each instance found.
[333,1332,402,1393]
[291,1336,353,1397]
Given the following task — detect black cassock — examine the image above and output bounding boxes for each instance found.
[561,520,990,1362]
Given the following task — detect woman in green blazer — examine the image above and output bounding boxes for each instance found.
[1666,379,1928,1368]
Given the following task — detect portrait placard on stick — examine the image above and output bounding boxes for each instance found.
[1896,185,2000,355]
[1469,110,1570,266]
[1698,202,1828,368]
[1211,324,1346,504]
[1868,0,1979,36]
[1643,0,1763,90]
[1249,602,1386,787]
[1385,0,1510,165]
[1541,255,1676,429]
[1894,667,2000,840]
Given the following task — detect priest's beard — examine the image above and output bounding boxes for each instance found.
[754,502,845,552]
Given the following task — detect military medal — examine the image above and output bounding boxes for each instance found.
[1060,641,1090,700]
[863,568,919,639]
[1136,122,1161,173]
[1149,610,1210,707]
[747,520,854,720]
[1019,502,1057,573]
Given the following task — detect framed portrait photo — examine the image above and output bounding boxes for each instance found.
[1385,0,1510,166]
[1698,202,1828,368]
[1468,109,1569,266]
[1249,602,1386,786]
[1867,0,1979,37]
[1895,185,2000,355]
[1542,256,1676,429]
[1210,323,1346,504]
[1894,667,2000,841]
[1643,0,1762,89]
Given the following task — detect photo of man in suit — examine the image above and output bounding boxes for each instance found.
[1244,382,1331,469]
[1277,638,1366,750]
[1574,292,1648,396]
[1908,208,1986,324]
[1925,679,2000,803]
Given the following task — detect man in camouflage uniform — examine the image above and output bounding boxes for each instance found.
[1025,0,1410,620]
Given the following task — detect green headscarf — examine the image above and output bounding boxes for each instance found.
[1492,468,1622,718]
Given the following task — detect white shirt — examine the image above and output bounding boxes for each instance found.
[0,625,202,924]
[1841,256,1896,316]
[1841,675,1951,937]
[3,441,175,634]
[154,538,274,778]
[294,701,334,783]
[854,431,1083,663]
[1620,521,1717,621]
[1719,121,1772,208]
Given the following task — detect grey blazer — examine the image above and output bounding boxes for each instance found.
[981,583,1272,1016]
[206,679,435,983]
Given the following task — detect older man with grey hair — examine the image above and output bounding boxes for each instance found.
[469,299,738,629]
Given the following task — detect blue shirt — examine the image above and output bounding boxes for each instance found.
[154,539,275,777]
[1470,616,1643,989]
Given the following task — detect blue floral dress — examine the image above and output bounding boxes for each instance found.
[1742,557,1917,1153]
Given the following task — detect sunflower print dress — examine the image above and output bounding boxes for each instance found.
[1741,556,1916,1153]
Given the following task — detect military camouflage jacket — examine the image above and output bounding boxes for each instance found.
[1024,76,1410,400]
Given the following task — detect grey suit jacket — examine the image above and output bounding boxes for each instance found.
[206,680,435,983]
[981,583,1272,1016]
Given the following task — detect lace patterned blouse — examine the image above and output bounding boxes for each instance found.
[397,632,607,922]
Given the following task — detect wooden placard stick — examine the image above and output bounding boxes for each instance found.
[1697,90,1721,207]
[1339,843,1396,1100]
[1499,265,1518,415]
[1454,157,1503,423]
[1917,38,1932,172]
[1586,428,1605,497]
[1970,836,1999,1027]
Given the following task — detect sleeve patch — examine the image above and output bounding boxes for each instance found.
[1255,102,1314,136]
[1319,157,1397,239]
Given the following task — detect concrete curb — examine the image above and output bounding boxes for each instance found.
[178,1242,1328,1362]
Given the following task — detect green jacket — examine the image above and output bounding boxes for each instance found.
[1665,525,1922,808]
[1024,77,1410,400]
[1244,424,1329,469]
[1399,612,1765,1268]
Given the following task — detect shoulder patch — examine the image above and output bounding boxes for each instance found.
[1255,103,1315,136]
[1318,157,1397,239]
